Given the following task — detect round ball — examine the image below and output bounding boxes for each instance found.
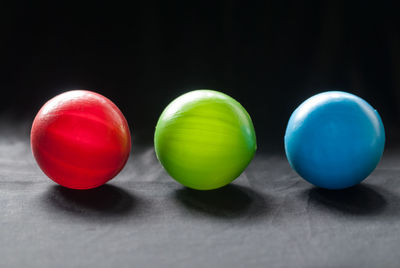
[31,90,131,189]
[284,91,385,189]
[154,90,257,190]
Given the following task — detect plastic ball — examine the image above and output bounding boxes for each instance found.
[284,91,385,189]
[154,90,257,190]
[31,90,131,189]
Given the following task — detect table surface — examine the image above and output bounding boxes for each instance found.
[1,122,400,268]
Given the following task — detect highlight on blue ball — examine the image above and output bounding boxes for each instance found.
[284,91,385,189]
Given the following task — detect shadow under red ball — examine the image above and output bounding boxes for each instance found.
[31,90,131,189]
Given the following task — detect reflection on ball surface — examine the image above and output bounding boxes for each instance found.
[285,91,385,189]
[154,90,257,190]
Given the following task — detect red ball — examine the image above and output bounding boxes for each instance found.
[31,90,131,189]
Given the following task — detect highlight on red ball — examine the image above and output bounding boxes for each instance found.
[30,90,132,189]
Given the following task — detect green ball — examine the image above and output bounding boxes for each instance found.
[154,90,257,190]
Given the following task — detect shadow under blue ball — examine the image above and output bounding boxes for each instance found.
[285,91,385,189]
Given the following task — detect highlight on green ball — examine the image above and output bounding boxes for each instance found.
[154,89,257,190]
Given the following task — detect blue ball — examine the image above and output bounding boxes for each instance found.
[284,91,385,189]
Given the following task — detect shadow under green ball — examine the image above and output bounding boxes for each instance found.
[154,90,257,190]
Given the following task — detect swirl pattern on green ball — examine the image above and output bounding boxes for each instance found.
[154,90,257,190]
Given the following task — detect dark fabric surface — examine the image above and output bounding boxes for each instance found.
[1,122,400,268]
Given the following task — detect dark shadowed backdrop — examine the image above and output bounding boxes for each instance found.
[1,1,400,149]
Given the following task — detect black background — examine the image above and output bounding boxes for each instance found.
[2,1,400,149]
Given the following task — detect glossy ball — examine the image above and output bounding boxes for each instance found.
[31,90,131,189]
[285,91,385,189]
[154,90,257,190]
